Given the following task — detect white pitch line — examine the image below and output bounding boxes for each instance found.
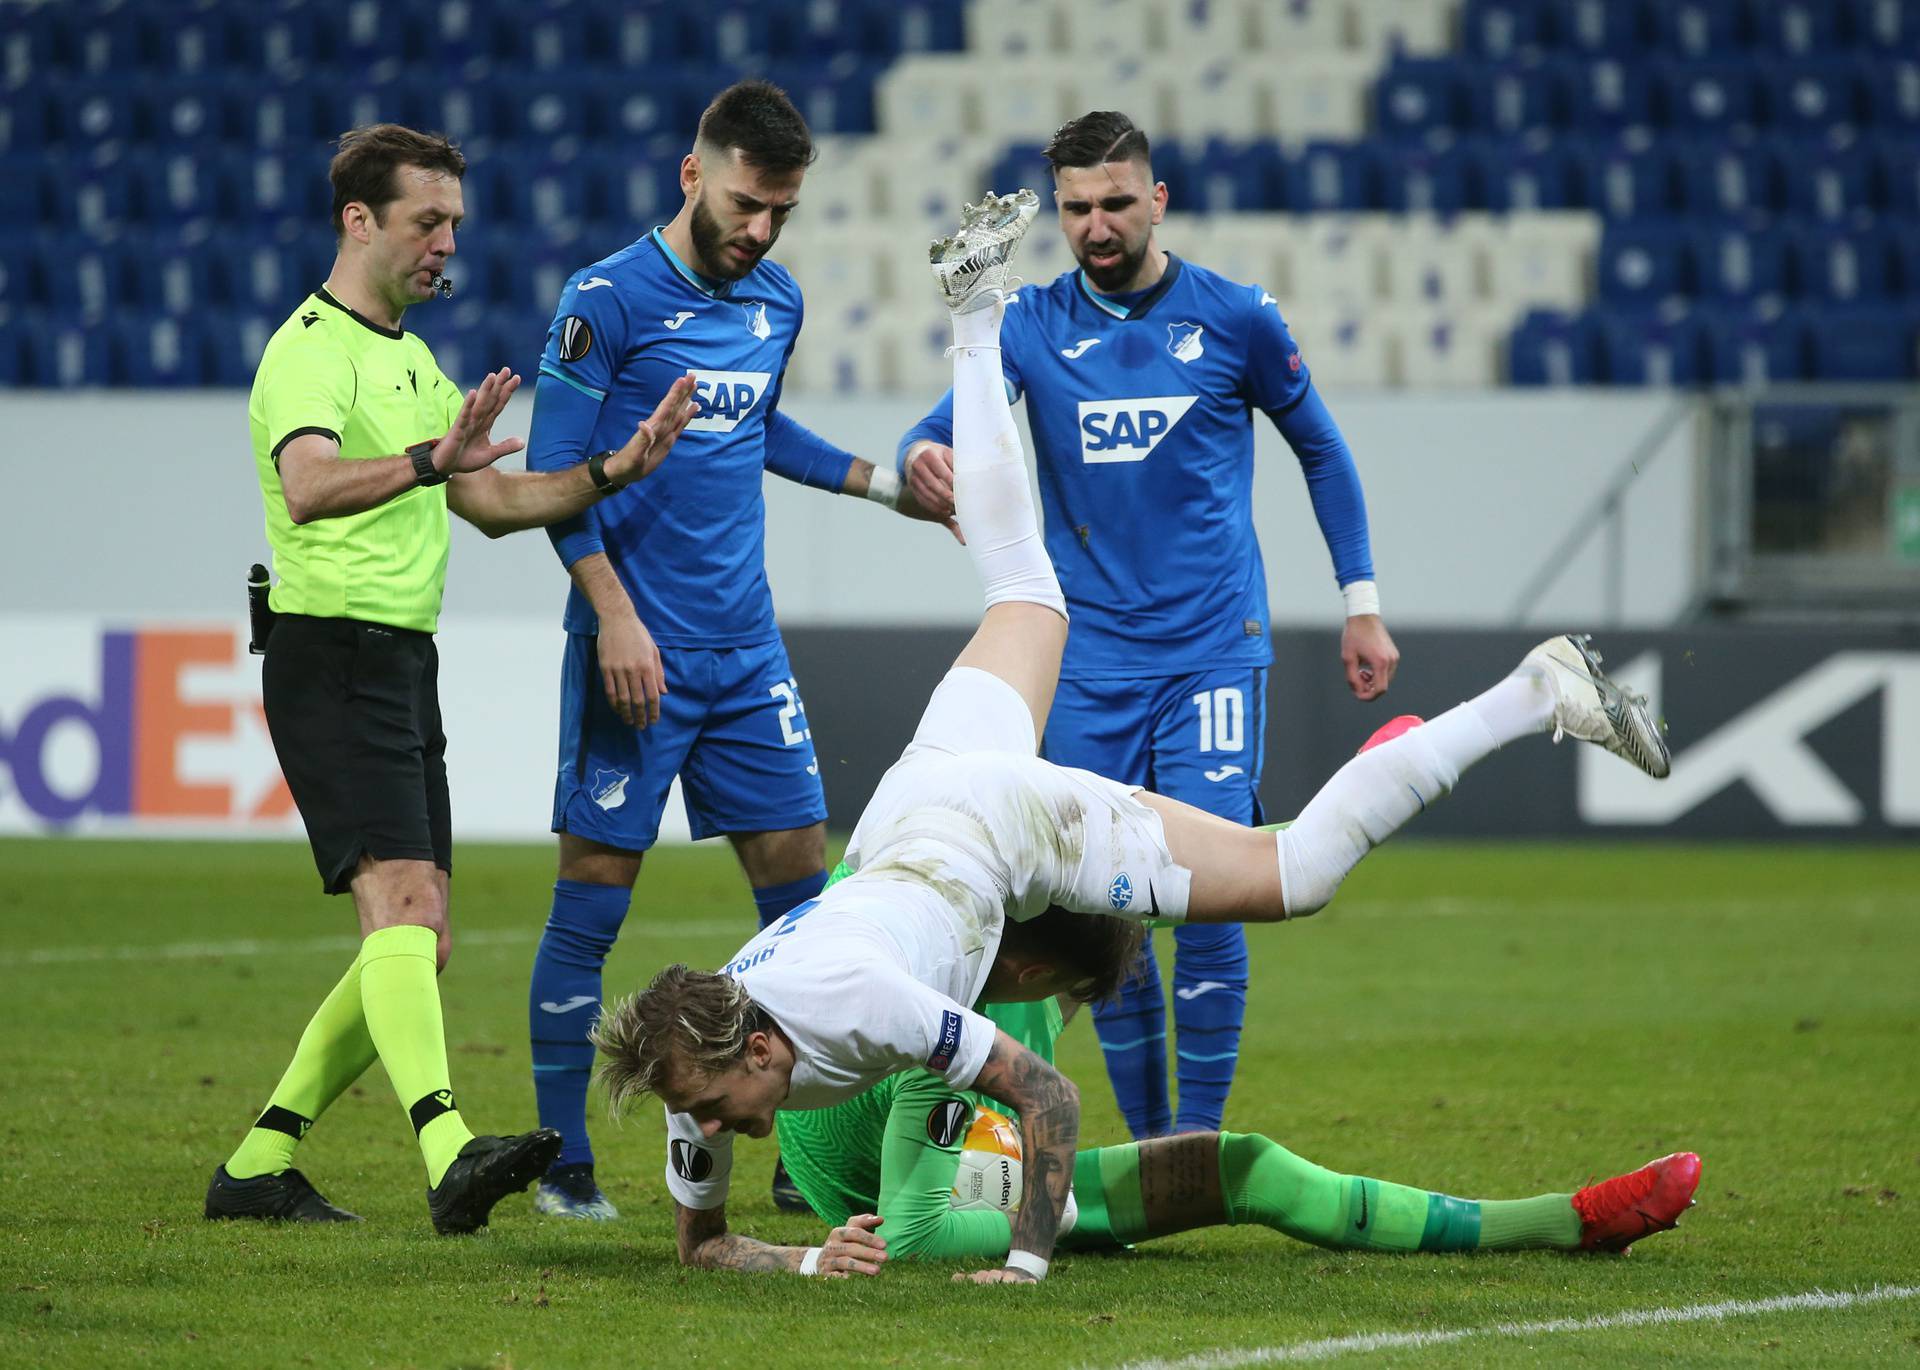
[1109,1284,1920,1370]
[1,920,746,968]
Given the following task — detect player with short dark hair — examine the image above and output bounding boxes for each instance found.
[592,191,1670,1285]
[206,122,698,1234]
[519,79,949,1220]
[898,109,1400,1144]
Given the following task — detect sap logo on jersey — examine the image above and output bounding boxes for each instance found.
[1077,396,1198,464]
[688,370,771,433]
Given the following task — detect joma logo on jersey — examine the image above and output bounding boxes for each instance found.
[1077,396,1198,464]
[688,370,771,433]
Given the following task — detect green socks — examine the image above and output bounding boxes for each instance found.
[225,949,379,1180]
[358,925,474,1187]
[1218,1132,1580,1253]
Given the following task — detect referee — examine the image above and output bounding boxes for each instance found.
[205,123,697,1233]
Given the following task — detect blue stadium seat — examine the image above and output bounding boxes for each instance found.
[234,6,332,72]
[1891,229,1920,296]
[123,230,220,315]
[1689,221,1794,301]
[126,149,229,224]
[603,8,684,68]
[1548,0,1650,55]
[1652,0,1750,58]
[582,149,687,226]
[1470,134,1581,209]
[777,64,882,135]
[1671,138,1779,216]
[41,149,139,233]
[478,153,598,229]
[1284,142,1383,211]
[22,314,114,386]
[1872,136,1920,215]
[1598,221,1691,302]
[492,2,596,70]
[1572,136,1678,217]
[1764,60,1866,132]
[1795,224,1898,303]
[490,81,600,143]
[592,75,700,142]
[154,6,245,75]
[1803,305,1917,377]
[1379,142,1475,213]
[1780,136,1880,219]
[1847,0,1920,55]
[0,235,40,312]
[1559,57,1658,129]
[222,148,332,225]
[1463,62,1564,134]
[1462,0,1552,60]
[1657,60,1762,131]
[1753,0,1849,56]
[1508,308,1601,384]
[1373,59,1468,140]
[1700,304,1808,382]
[240,89,327,149]
[1594,305,1709,384]
[1862,58,1920,126]
[111,314,211,386]
[857,0,966,56]
[1184,141,1285,213]
[0,79,50,154]
[48,80,147,146]
[61,3,155,77]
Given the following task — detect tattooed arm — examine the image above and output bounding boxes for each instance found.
[957,1028,1080,1284]
[676,1200,889,1277]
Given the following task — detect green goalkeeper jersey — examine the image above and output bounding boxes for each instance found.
[774,998,1063,1260]
[248,288,466,634]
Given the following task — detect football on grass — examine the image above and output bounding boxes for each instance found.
[949,1105,1022,1212]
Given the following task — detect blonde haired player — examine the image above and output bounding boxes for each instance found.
[594,191,1670,1284]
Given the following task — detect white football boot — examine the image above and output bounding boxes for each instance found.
[1521,633,1672,779]
[930,189,1040,314]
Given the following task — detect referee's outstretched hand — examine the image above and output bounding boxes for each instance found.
[433,367,526,476]
[603,372,701,487]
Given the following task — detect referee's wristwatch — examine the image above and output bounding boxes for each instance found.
[587,450,627,495]
[407,440,449,487]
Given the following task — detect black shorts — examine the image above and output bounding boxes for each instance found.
[261,614,452,895]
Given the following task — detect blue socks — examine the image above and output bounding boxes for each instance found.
[1090,924,1250,1138]
[752,870,828,929]
[529,879,632,1169]
[1169,920,1249,1133]
[1091,937,1173,1139]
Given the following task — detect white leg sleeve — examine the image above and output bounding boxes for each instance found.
[1273,671,1559,917]
[951,303,1066,619]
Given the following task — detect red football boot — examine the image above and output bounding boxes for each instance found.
[1357,714,1425,754]
[1572,1151,1702,1253]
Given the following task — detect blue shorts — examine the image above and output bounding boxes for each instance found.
[1042,667,1268,824]
[551,634,828,849]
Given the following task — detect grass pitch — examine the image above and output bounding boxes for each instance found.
[1,837,1916,1368]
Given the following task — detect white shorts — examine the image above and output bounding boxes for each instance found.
[845,668,1192,923]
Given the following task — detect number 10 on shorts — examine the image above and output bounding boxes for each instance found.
[1192,687,1244,753]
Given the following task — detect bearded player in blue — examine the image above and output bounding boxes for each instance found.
[522,81,945,1219]
[898,112,1400,1141]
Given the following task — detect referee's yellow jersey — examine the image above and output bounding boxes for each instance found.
[249,287,466,634]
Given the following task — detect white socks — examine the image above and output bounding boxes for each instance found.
[951,298,1066,619]
[1274,664,1557,917]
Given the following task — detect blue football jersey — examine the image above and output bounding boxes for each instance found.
[528,229,803,648]
[902,256,1373,680]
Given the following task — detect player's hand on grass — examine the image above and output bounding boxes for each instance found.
[603,372,700,487]
[434,367,526,475]
[598,610,666,729]
[1342,614,1400,701]
[953,1266,1039,1285]
[818,1213,888,1278]
[903,442,956,519]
